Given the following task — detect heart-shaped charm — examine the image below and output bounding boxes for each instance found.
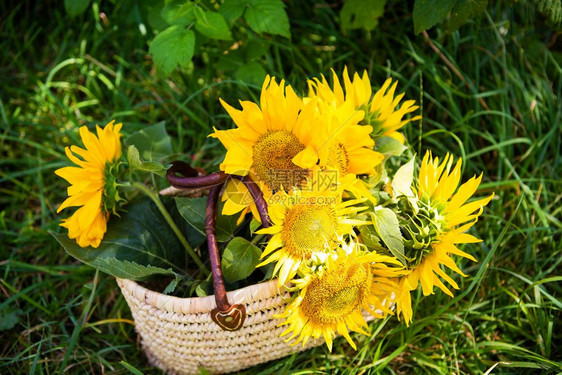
[211,304,246,331]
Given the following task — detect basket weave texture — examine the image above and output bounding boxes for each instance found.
[116,278,325,374]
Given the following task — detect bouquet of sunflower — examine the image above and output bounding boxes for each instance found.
[54,67,492,353]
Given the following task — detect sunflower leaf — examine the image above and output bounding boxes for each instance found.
[52,196,201,280]
[358,224,382,249]
[221,237,262,283]
[250,218,261,234]
[370,208,407,264]
[392,157,415,197]
[127,145,166,176]
[126,122,173,162]
[175,197,239,242]
[195,280,211,297]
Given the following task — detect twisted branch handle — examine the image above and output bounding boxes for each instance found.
[167,161,271,331]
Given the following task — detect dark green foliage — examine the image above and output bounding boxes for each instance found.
[144,0,291,77]
[341,0,387,32]
[243,0,291,38]
[538,0,562,27]
[339,0,489,34]
[447,0,488,32]
[64,0,91,17]
[414,0,457,34]
[221,237,262,283]
[125,122,173,162]
[53,197,193,280]
[195,11,232,41]
[175,196,239,243]
[149,25,196,76]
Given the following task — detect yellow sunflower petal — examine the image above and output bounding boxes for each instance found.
[56,121,122,248]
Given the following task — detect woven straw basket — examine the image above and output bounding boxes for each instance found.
[116,277,325,374]
[115,187,379,374]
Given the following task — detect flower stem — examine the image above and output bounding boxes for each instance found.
[133,182,210,276]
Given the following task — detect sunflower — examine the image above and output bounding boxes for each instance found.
[278,244,402,351]
[55,120,123,248]
[210,76,319,193]
[310,100,384,176]
[256,177,368,287]
[308,67,421,144]
[394,151,494,324]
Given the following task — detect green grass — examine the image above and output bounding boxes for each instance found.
[1,0,561,374]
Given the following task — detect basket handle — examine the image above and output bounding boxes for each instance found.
[168,162,271,331]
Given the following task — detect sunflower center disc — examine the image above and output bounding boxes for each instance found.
[304,264,370,324]
[282,204,337,259]
[252,130,308,191]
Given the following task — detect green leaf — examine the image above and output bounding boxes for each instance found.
[64,0,91,17]
[147,1,170,32]
[149,25,195,76]
[358,224,382,249]
[250,218,261,234]
[195,280,211,297]
[221,237,262,283]
[220,0,249,24]
[127,145,166,176]
[370,208,406,264]
[366,164,386,190]
[125,122,173,162]
[244,0,291,38]
[175,197,239,242]
[52,197,192,280]
[216,49,244,72]
[447,0,487,32]
[161,0,196,26]
[120,361,144,375]
[54,239,178,281]
[391,157,415,197]
[413,0,457,34]
[244,39,271,60]
[103,259,176,280]
[193,5,210,27]
[160,281,177,296]
[236,62,267,85]
[374,136,407,157]
[0,307,21,331]
[340,0,386,32]
[538,0,562,27]
[195,11,232,40]
[261,262,274,281]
